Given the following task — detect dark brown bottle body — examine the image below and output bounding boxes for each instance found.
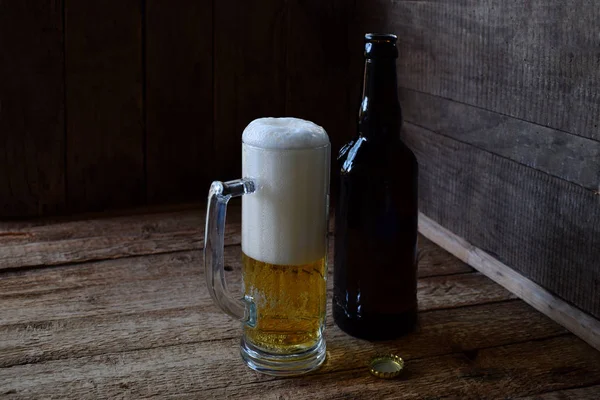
[333,34,418,340]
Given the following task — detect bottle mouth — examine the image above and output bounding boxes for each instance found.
[364,33,398,58]
[365,33,398,43]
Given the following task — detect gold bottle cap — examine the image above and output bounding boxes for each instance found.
[369,354,404,379]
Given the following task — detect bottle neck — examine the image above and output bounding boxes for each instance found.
[358,58,401,143]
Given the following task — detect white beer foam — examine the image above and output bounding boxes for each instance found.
[242,118,330,266]
[242,117,329,150]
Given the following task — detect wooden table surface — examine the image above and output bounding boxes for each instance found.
[1,205,599,399]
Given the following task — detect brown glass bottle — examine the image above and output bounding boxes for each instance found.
[333,33,418,340]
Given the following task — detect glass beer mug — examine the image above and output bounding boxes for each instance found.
[204,117,330,376]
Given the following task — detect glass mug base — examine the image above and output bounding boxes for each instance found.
[240,336,327,376]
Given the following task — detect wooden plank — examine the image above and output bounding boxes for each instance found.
[418,235,473,278]
[376,0,600,140]
[213,0,287,181]
[285,0,353,200]
[403,122,600,319]
[519,385,600,399]
[65,0,144,212]
[0,206,241,271]
[0,299,565,369]
[145,0,213,204]
[0,209,205,271]
[0,202,201,229]
[400,89,600,192]
[0,247,513,327]
[418,272,515,310]
[0,1,65,217]
[419,212,600,352]
[2,335,598,399]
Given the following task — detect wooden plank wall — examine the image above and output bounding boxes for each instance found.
[145,0,213,203]
[1,1,353,217]
[355,0,600,319]
[0,1,65,216]
[65,0,145,213]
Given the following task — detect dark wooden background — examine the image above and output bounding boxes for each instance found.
[2,2,599,320]
[0,0,354,217]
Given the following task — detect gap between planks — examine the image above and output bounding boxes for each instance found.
[419,212,600,352]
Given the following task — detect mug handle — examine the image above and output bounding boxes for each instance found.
[204,178,257,327]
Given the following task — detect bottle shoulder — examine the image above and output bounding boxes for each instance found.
[338,137,417,177]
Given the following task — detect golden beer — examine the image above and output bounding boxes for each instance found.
[242,252,327,354]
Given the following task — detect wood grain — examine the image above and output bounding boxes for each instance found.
[420,212,600,352]
[213,0,287,181]
[379,0,600,141]
[400,89,600,192]
[145,0,213,204]
[0,208,210,271]
[201,336,600,400]
[0,247,513,328]
[418,235,473,278]
[2,335,598,399]
[519,385,600,399]
[0,0,65,217]
[0,205,242,271]
[0,232,513,370]
[0,299,563,370]
[0,205,462,277]
[65,0,144,212]
[404,122,600,319]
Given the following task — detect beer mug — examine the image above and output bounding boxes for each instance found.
[204,117,331,376]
